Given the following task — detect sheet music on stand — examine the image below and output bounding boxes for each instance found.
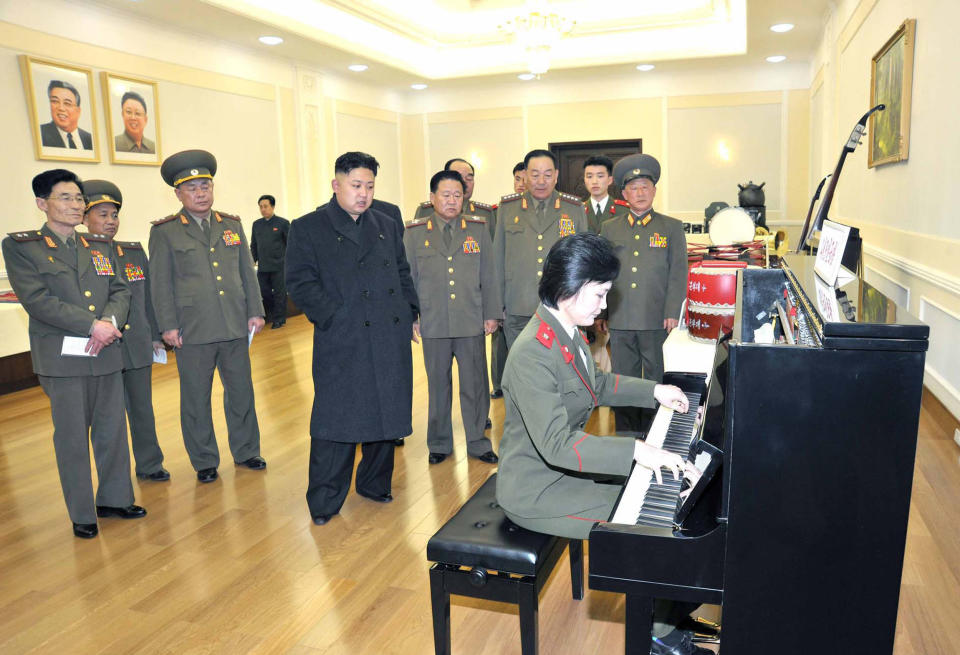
[814,220,856,287]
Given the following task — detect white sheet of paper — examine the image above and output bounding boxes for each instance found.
[153,348,167,364]
[61,336,95,357]
[248,327,255,348]
[814,220,852,285]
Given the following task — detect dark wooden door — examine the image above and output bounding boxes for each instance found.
[549,139,642,200]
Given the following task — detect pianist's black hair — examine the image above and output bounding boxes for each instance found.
[538,233,620,309]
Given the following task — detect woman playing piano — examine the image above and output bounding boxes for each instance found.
[496,232,708,655]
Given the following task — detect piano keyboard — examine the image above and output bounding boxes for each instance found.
[610,391,703,528]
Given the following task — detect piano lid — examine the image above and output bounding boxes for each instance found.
[782,254,929,342]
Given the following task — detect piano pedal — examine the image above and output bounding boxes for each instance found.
[679,616,721,643]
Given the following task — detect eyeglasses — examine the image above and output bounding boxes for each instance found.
[48,194,86,204]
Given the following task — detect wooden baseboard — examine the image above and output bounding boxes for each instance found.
[922,387,960,440]
[0,351,38,395]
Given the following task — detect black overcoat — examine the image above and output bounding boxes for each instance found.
[286,201,419,442]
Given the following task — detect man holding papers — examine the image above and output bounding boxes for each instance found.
[2,169,144,539]
[149,150,266,483]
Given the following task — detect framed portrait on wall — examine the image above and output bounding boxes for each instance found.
[101,72,162,165]
[868,19,916,168]
[19,55,100,163]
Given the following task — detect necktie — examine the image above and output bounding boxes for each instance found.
[67,133,77,149]
[201,219,210,237]
[536,201,545,222]
[596,203,602,216]
[65,236,76,250]
[442,222,452,249]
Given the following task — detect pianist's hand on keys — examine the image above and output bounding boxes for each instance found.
[633,440,684,485]
[653,384,689,413]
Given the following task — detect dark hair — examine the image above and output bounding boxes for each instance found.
[512,161,525,175]
[47,80,80,106]
[443,158,474,174]
[258,194,276,206]
[120,91,147,114]
[524,149,557,168]
[538,233,620,309]
[334,151,379,176]
[32,169,83,199]
[430,170,465,194]
[583,155,613,175]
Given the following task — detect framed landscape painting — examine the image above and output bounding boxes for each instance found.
[868,19,916,168]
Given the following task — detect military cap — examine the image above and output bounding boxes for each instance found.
[160,149,217,187]
[614,153,661,188]
[83,179,123,210]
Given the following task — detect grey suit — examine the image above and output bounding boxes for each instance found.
[114,132,156,154]
[148,209,264,470]
[2,226,133,523]
[404,213,500,456]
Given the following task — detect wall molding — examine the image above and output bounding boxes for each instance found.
[838,0,879,53]
[864,243,960,297]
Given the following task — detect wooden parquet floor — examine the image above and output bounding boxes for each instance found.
[0,313,957,654]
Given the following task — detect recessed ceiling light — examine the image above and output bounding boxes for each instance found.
[348,64,369,72]
[636,64,655,72]
[770,23,795,33]
[766,55,787,63]
[411,83,428,90]
[518,73,536,81]
[258,36,283,46]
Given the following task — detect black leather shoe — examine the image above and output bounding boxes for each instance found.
[490,389,503,399]
[312,514,333,525]
[428,452,447,464]
[136,468,170,482]
[96,504,147,519]
[73,522,98,538]
[197,467,218,483]
[484,418,492,429]
[474,451,499,464]
[393,438,405,446]
[650,629,712,655]
[357,489,393,503]
[236,456,267,470]
[271,321,284,329]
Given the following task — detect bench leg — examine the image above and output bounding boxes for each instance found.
[429,564,451,655]
[568,539,583,600]
[518,576,539,655]
[624,594,653,655]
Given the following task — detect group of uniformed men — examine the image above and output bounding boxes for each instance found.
[4,143,686,535]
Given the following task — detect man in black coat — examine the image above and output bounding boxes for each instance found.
[250,194,290,329]
[40,81,93,150]
[287,151,419,526]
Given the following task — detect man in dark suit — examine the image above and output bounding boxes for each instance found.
[250,194,290,329]
[286,151,419,526]
[39,80,93,150]
[3,169,145,539]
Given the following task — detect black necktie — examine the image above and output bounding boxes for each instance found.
[596,203,602,216]
[442,222,452,249]
[67,133,77,149]
[65,236,76,250]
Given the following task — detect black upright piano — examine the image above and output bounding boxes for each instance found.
[589,254,929,654]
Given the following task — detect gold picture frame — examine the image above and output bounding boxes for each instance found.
[19,55,101,163]
[868,19,916,168]
[101,72,162,166]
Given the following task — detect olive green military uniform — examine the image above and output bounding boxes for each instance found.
[404,213,501,456]
[600,209,687,431]
[413,199,495,227]
[113,239,166,476]
[148,209,264,471]
[2,226,134,524]
[584,197,631,234]
[493,190,588,347]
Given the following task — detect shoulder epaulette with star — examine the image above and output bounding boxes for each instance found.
[614,198,629,207]
[558,192,583,206]
[471,200,493,211]
[463,215,486,224]
[6,230,43,242]
[151,214,179,226]
[115,240,143,250]
[499,192,522,204]
[84,233,111,243]
[407,219,429,229]
[215,211,241,222]
[418,200,432,209]
[535,319,556,349]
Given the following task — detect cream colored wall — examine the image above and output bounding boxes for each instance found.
[812,0,960,418]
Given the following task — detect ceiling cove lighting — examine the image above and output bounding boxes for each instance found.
[410,83,428,90]
[770,23,795,33]
[766,55,787,63]
[348,64,369,72]
[636,64,655,72]
[517,73,536,81]
[258,36,283,46]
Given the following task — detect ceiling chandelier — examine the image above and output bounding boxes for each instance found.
[499,3,575,75]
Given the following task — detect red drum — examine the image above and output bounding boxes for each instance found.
[687,302,735,343]
[687,265,739,309]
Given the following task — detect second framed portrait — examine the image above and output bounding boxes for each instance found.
[101,72,162,165]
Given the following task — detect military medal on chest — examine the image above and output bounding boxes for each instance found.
[221,230,241,246]
[125,262,145,281]
[462,236,480,254]
[90,250,115,276]
[558,214,576,238]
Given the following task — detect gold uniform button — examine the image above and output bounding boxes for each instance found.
[450,293,456,299]
[449,280,455,286]
[632,266,637,273]
[124,324,131,330]
[537,245,543,252]
[210,247,215,253]
[216,275,222,281]
[631,282,637,289]
[88,304,96,311]
[447,256,453,262]
[448,267,454,274]
[537,271,543,277]
[537,258,543,264]
[537,234,543,240]
[212,262,219,267]
[635,234,640,240]
[633,251,639,256]
[219,290,225,296]
[84,290,92,297]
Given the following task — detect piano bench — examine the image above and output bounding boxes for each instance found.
[426,474,583,655]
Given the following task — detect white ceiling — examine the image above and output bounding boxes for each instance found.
[90,0,830,88]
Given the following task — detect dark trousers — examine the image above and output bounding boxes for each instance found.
[503,314,533,349]
[609,328,667,434]
[39,372,134,524]
[175,339,261,470]
[489,327,507,392]
[306,439,395,517]
[122,365,165,475]
[422,335,491,456]
[257,269,286,322]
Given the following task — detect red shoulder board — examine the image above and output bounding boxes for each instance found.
[6,230,43,242]
[151,215,179,226]
[499,192,522,204]
[407,219,428,228]
[463,215,486,224]
[535,319,556,349]
[614,198,629,207]
[492,204,499,210]
[472,200,493,211]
